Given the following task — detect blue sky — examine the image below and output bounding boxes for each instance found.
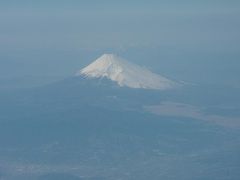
[0,1,239,88]
[1,0,239,50]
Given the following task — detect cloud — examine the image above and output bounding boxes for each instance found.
[145,102,240,128]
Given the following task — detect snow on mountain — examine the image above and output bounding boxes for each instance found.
[76,54,176,90]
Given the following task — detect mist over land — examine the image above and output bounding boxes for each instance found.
[0,1,240,180]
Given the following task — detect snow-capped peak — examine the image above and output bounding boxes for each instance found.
[76,54,176,90]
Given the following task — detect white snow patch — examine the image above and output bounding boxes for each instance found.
[76,54,176,90]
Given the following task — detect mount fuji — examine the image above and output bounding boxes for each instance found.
[76,54,176,90]
[0,54,239,180]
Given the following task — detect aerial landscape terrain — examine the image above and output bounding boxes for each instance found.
[0,1,239,180]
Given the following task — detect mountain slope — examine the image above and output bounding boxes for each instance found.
[77,54,176,90]
[0,55,239,180]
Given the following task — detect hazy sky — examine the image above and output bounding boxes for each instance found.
[0,0,239,88]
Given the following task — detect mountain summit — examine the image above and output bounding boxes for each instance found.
[76,54,176,90]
